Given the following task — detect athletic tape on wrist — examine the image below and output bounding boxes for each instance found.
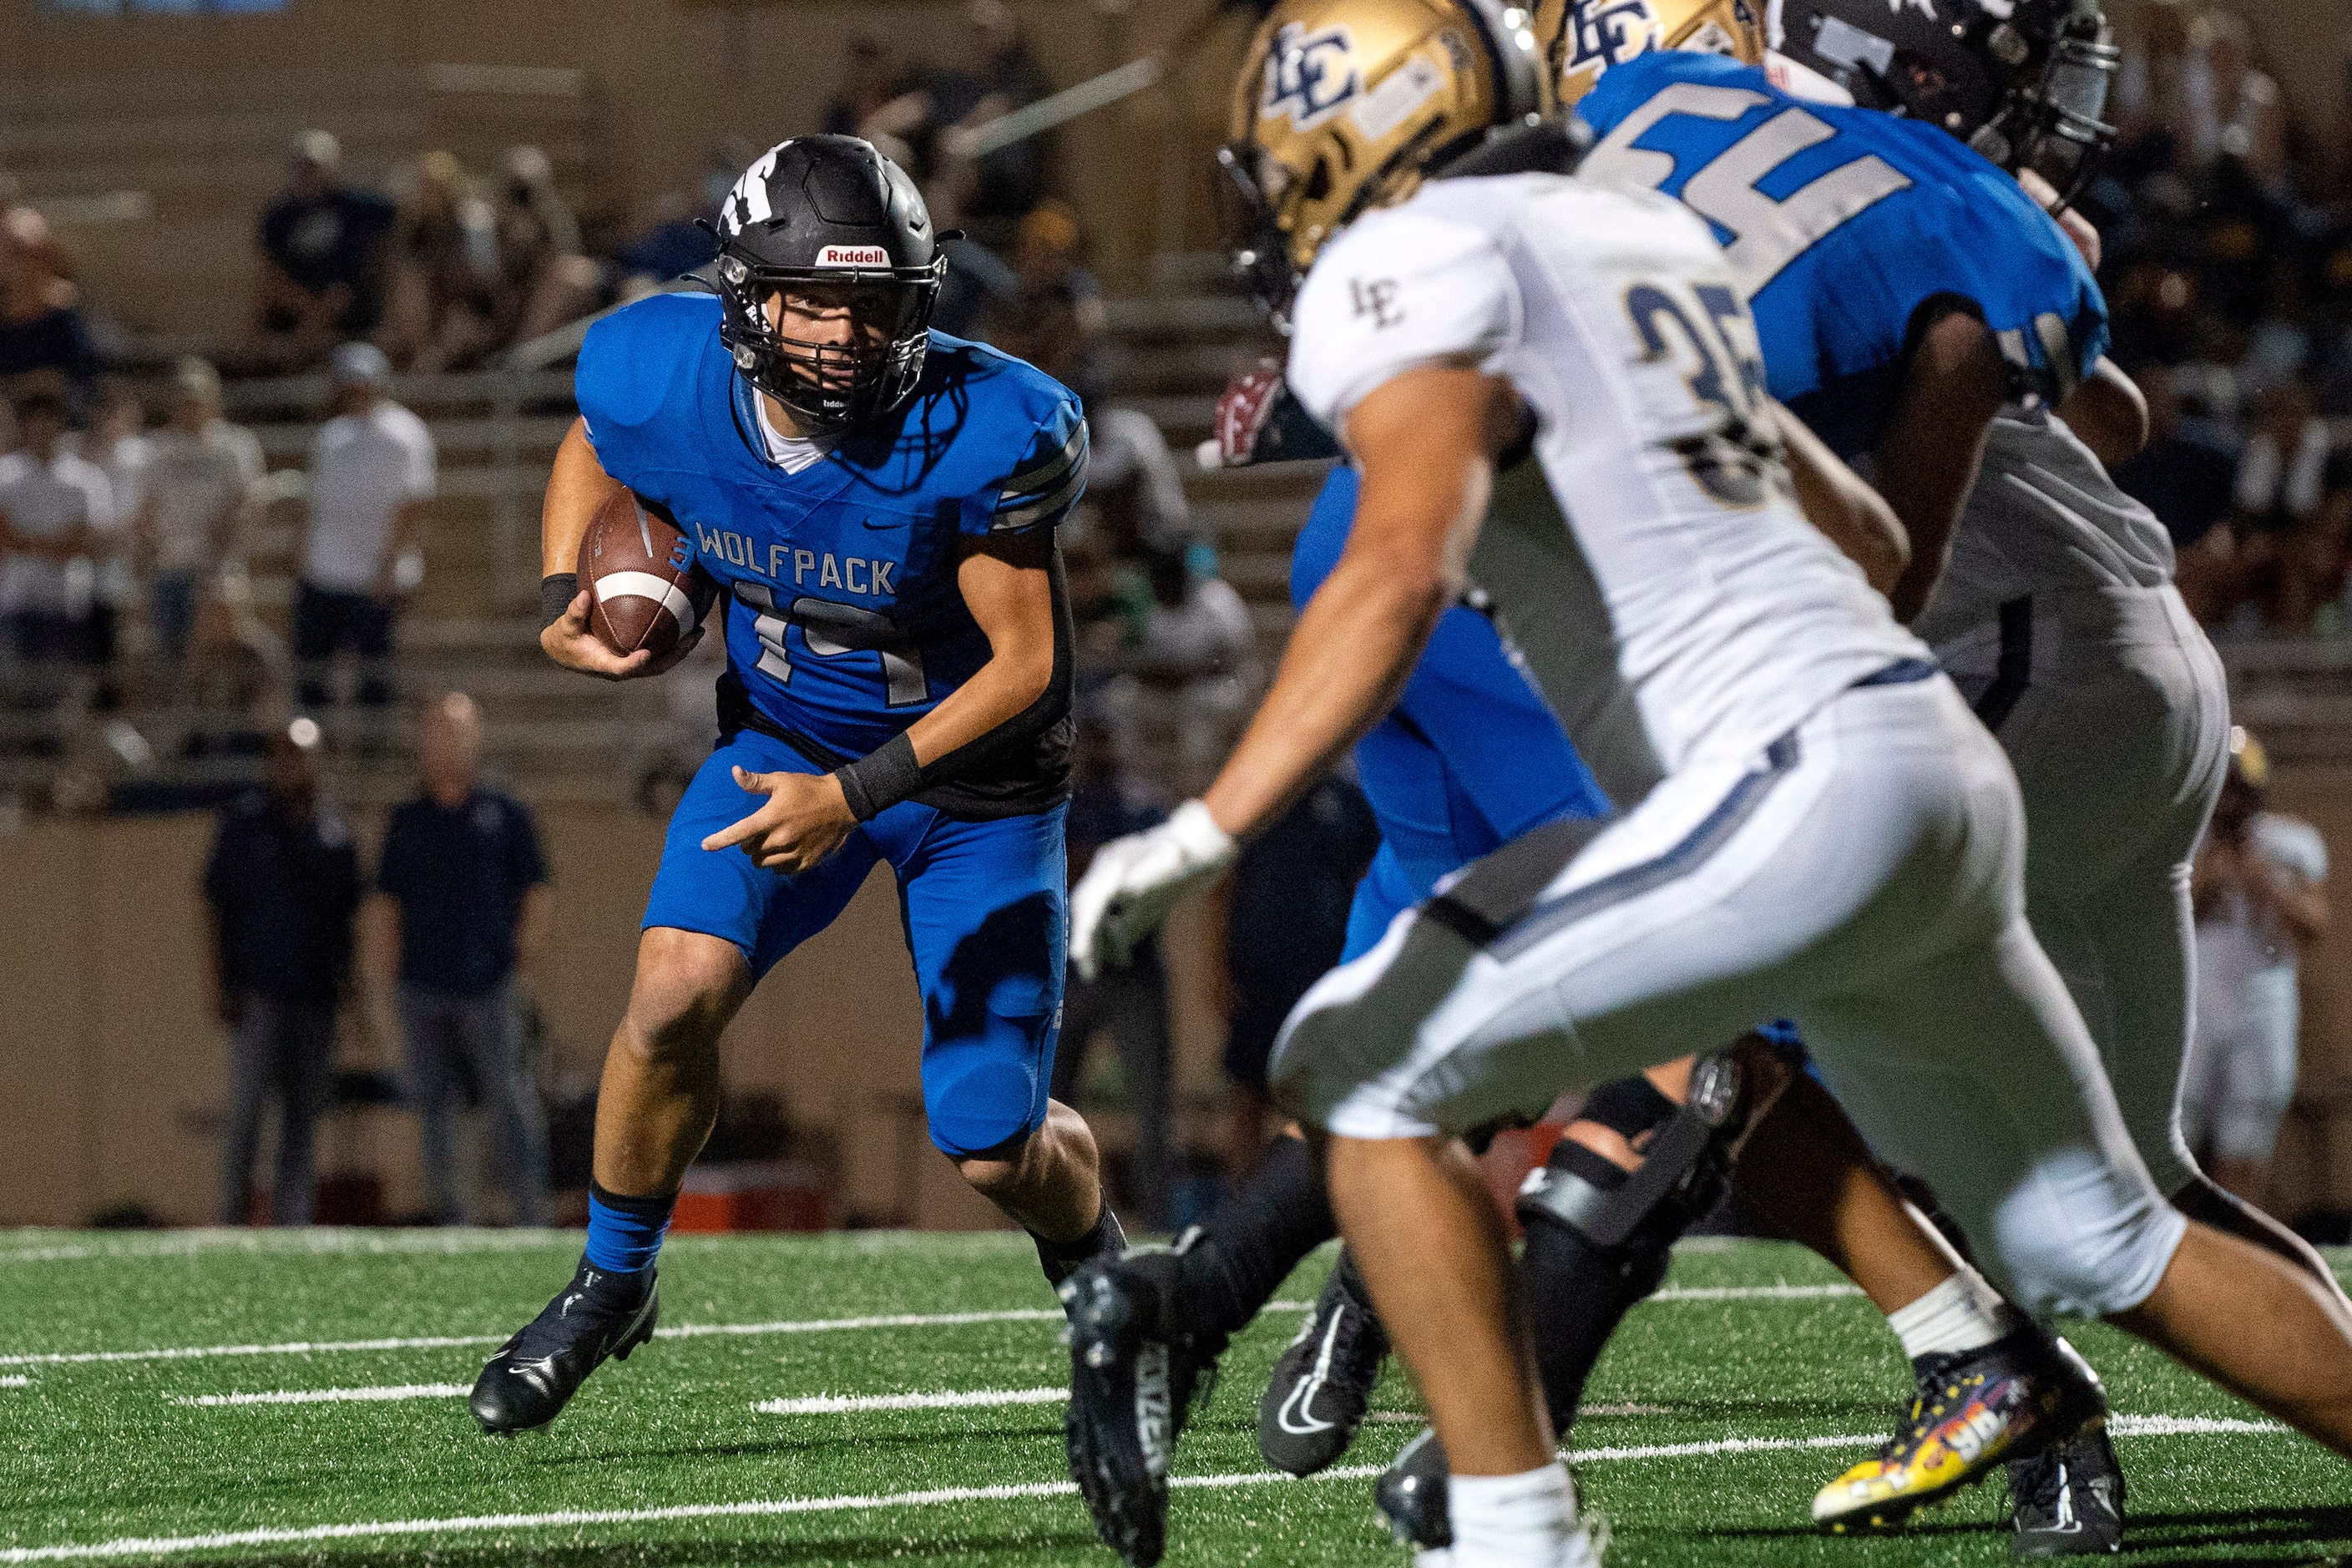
[834,731,922,822]
[540,573,579,630]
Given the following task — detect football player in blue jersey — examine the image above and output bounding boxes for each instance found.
[468,137,1122,1436]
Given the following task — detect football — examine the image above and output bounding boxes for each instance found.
[577,488,716,659]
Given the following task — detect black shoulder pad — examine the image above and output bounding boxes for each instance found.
[1436,118,1592,183]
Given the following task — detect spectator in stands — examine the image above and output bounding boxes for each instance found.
[0,207,98,417]
[2188,726,2329,1204]
[80,382,145,700]
[367,692,554,1227]
[245,132,396,372]
[134,357,262,673]
[1218,772,1378,1169]
[867,0,1051,250]
[984,200,1109,392]
[1129,539,1258,787]
[611,143,738,298]
[294,343,432,714]
[0,387,111,705]
[178,564,292,769]
[2119,363,2242,553]
[377,150,497,373]
[204,715,362,1226]
[479,145,599,361]
[822,37,907,138]
[1054,716,1176,1227]
[2227,382,2347,631]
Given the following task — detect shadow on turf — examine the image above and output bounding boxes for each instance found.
[183,1527,1103,1566]
[1701,1501,2352,1562]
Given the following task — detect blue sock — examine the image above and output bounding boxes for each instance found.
[584,1181,675,1274]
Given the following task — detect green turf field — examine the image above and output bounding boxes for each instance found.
[2,1230,2347,1565]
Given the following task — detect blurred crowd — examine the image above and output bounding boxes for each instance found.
[2087,2,2352,637]
[16,1,2352,1232]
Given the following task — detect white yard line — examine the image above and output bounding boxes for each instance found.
[2,1334,508,1369]
[172,1383,471,1409]
[1647,1283,1862,1302]
[0,1231,579,1266]
[756,1387,1067,1415]
[0,1375,27,1388]
[1,1309,1071,1368]
[0,1283,1874,1371]
[0,1412,2294,1564]
[0,1229,1050,1267]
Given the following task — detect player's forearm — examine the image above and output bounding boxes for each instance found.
[542,417,624,578]
[900,645,1054,772]
[1774,402,1908,594]
[1201,551,1450,841]
[2056,358,2149,469]
[1878,310,2006,622]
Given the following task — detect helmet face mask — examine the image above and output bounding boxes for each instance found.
[1767,0,2117,203]
[711,135,945,435]
[1220,0,1550,326]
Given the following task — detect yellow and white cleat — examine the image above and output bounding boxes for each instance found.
[1813,1330,2109,1534]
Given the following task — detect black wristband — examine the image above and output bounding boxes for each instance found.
[540,573,580,630]
[833,731,922,822]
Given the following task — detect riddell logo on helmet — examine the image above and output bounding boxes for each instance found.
[817,245,892,267]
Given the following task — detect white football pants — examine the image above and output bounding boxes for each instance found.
[1935,582,2231,1197]
[1271,673,2188,1318]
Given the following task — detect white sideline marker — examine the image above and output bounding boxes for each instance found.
[756,1387,1066,1416]
[0,1413,2294,1564]
[0,1284,1867,1370]
[173,1383,471,1409]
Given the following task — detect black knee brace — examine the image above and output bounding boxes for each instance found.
[1516,1054,1744,1432]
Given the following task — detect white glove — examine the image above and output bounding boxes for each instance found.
[1070,799,1237,981]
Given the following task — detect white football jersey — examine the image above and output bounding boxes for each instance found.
[1914,412,2177,647]
[1287,174,1925,773]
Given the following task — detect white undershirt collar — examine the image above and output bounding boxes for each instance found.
[755,394,832,476]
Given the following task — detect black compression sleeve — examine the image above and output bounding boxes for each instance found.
[907,547,1075,787]
[834,732,922,822]
[540,573,579,630]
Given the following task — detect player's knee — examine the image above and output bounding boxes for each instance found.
[619,929,746,1066]
[1983,1150,2188,1318]
[1267,954,1415,1131]
[954,1143,1027,1201]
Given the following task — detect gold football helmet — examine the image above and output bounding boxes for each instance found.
[1532,0,1763,109]
[1219,0,1549,321]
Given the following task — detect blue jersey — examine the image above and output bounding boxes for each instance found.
[1292,467,1610,904]
[1576,52,2108,459]
[577,292,1086,814]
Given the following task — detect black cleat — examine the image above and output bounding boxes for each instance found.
[1374,1424,1454,1550]
[1060,1252,1227,1567]
[1041,1207,1129,1297]
[1258,1247,1388,1475]
[469,1259,660,1435]
[2008,1424,2126,1557]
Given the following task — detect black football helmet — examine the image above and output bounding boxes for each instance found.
[711,135,945,432]
[1768,0,2120,200]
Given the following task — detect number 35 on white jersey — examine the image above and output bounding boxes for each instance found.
[1286,172,1925,773]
